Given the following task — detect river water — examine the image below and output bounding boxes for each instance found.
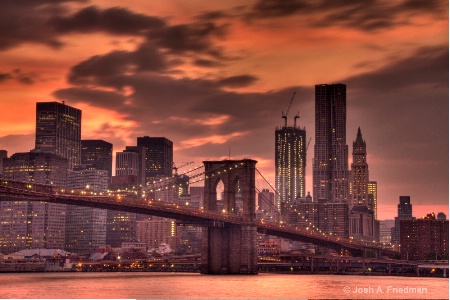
[0,272,447,299]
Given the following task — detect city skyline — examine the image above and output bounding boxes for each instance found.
[0,1,447,220]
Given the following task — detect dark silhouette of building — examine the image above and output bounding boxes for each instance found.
[137,136,173,183]
[391,196,413,250]
[275,117,307,219]
[35,102,81,170]
[313,84,349,238]
[0,150,7,176]
[81,140,113,181]
[400,213,449,260]
[437,212,447,220]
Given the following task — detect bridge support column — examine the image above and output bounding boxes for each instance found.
[201,224,257,274]
[201,159,258,275]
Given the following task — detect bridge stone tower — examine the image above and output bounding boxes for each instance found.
[201,159,258,274]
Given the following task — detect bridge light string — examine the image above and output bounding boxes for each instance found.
[255,168,360,245]
[1,178,378,250]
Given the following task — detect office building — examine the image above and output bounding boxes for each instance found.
[136,217,179,252]
[296,192,319,230]
[349,128,369,209]
[106,211,137,248]
[65,166,108,254]
[137,136,173,182]
[391,196,413,249]
[368,181,377,219]
[275,117,307,219]
[116,151,140,177]
[400,213,449,260]
[348,128,375,241]
[379,220,394,249]
[313,84,349,238]
[313,83,350,204]
[35,102,81,170]
[124,146,146,186]
[81,140,113,180]
[1,151,69,251]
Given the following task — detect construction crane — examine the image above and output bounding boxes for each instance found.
[294,111,300,128]
[306,137,312,151]
[282,92,296,127]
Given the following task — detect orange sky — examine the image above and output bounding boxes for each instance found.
[0,0,448,220]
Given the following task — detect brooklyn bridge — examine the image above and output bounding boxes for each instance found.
[0,159,398,274]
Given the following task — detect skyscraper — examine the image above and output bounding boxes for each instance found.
[349,127,369,209]
[1,152,69,251]
[368,181,378,219]
[81,140,113,180]
[35,102,82,170]
[137,136,173,183]
[313,84,349,203]
[391,196,413,249]
[313,84,350,238]
[275,117,307,219]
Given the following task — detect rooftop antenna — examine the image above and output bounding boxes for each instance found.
[282,92,296,127]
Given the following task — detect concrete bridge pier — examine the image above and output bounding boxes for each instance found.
[201,224,257,274]
[200,159,258,275]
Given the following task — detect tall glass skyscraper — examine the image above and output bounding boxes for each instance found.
[275,118,306,219]
[35,102,82,170]
[137,136,173,183]
[81,140,113,180]
[313,84,349,203]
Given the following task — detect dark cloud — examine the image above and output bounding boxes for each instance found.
[0,69,38,85]
[0,73,12,83]
[53,87,128,111]
[49,6,166,34]
[217,75,259,88]
[148,22,228,57]
[248,0,447,31]
[0,0,85,50]
[67,43,168,87]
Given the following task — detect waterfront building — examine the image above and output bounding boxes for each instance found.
[137,136,173,183]
[81,140,113,181]
[106,211,137,248]
[275,116,307,220]
[400,213,449,260]
[136,217,179,252]
[35,101,81,170]
[379,219,395,249]
[391,196,413,250]
[65,165,108,254]
[313,84,349,237]
[1,151,68,252]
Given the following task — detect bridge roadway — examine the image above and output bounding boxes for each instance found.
[0,179,397,257]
